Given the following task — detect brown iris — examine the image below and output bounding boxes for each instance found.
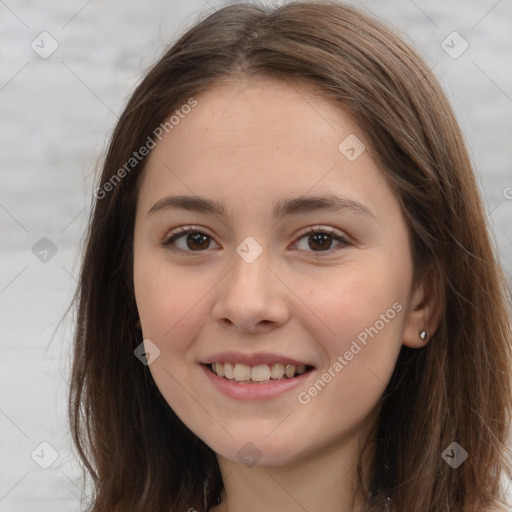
[308,232,332,251]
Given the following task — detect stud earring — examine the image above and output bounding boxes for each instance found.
[419,329,428,340]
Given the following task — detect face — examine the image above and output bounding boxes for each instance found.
[133,76,420,467]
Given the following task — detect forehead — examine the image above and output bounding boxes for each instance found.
[136,76,395,223]
[167,76,354,153]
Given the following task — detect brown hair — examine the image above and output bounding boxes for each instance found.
[68,1,512,510]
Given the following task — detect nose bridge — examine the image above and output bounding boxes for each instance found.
[229,240,273,298]
[212,239,289,331]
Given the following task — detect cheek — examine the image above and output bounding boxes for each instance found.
[306,262,406,346]
[133,258,211,420]
[133,254,210,351]
[298,264,407,409]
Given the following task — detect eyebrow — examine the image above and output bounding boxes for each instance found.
[147,193,375,220]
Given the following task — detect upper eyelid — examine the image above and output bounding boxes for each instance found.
[164,225,348,241]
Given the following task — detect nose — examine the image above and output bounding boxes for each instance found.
[211,248,290,334]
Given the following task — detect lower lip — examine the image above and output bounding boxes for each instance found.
[201,364,315,401]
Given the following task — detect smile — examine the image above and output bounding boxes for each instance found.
[209,362,310,383]
[201,361,316,401]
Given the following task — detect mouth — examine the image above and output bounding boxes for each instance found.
[203,362,315,384]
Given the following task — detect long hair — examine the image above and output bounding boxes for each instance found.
[68,2,512,510]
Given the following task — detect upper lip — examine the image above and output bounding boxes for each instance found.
[201,351,314,368]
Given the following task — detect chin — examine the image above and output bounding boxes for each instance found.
[206,432,311,468]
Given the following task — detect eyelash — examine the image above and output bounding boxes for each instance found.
[161,225,351,256]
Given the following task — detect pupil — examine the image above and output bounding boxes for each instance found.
[309,233,331,251]
[188,233,209,250]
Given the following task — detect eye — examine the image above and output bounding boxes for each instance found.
[293,226,350,255]
[161,225,351,256]
[162,226,219,254]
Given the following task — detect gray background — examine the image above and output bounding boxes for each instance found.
[1,0,511,509]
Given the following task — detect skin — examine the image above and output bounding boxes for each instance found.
[133,76,440,512]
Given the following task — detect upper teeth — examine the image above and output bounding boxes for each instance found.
[212,362,308,382]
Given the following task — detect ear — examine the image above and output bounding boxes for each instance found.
[402,268,442,348]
